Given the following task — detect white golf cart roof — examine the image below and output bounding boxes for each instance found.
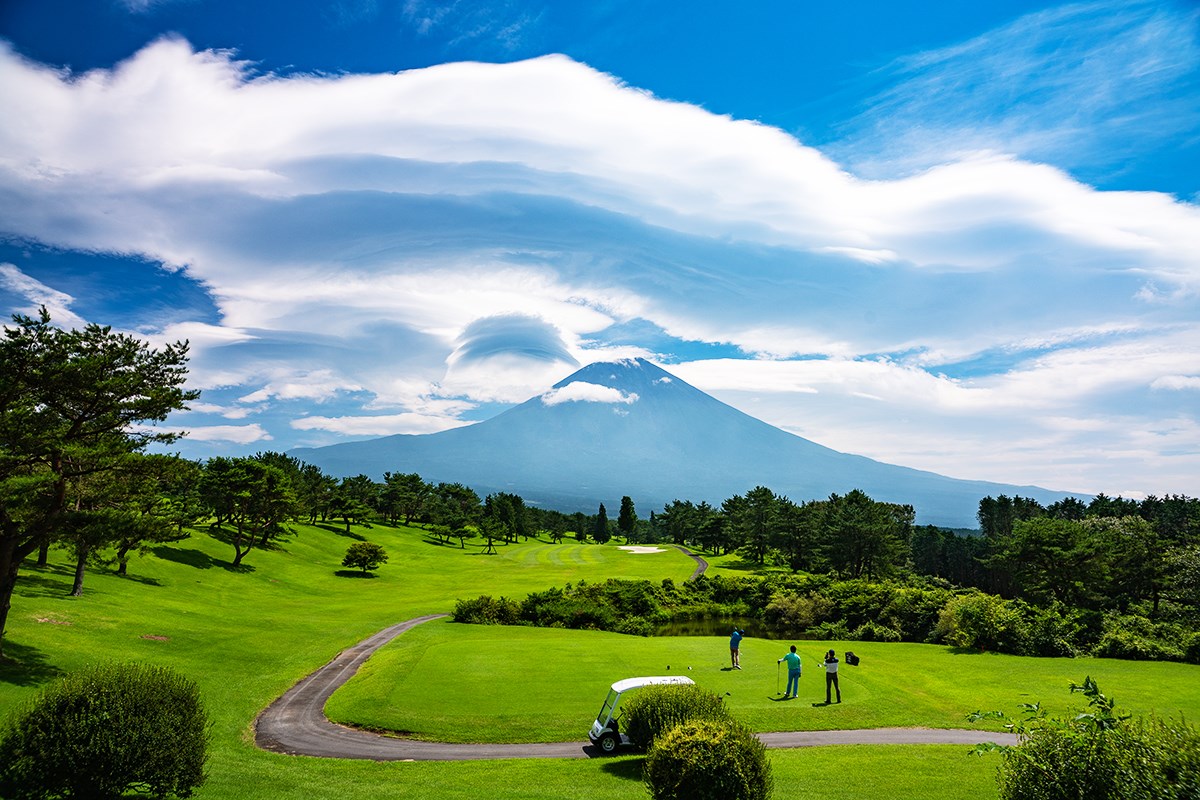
[610,675,695,694]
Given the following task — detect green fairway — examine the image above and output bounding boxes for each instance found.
[1,520,1196,800]
[328,616,1200,743]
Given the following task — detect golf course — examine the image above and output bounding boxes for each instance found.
[3,520,1198,799]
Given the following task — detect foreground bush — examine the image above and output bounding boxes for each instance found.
[643,718,772,800]
[622,684,731,749]
[0,662,210,800]
[976,677,1200,800]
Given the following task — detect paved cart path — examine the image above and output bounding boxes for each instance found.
[255,615,1018,761]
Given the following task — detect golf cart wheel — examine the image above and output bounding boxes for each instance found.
[598,731,619,754]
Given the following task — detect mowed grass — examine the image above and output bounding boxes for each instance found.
[0,523,695,799]
[0,521,1195,800]
[328,617,1200,743]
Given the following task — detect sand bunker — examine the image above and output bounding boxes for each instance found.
[617,545,667,554]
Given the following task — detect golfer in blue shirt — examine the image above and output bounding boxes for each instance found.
[729,628,744,669]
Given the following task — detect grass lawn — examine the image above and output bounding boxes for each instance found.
[328,616,1200,743]
[1,520,1196,800]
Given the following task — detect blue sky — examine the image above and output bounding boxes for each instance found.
[1,0,1197,499]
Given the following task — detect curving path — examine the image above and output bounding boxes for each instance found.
[255,615,1017,761]
[673,544,709,580]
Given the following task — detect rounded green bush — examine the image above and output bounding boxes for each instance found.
[0,662,210,800]
[643,718,773,800]
[621,684,731,749]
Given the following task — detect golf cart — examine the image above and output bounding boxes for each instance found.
[588,675,695,754]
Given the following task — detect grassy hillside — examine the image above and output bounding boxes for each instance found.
[1,520,1195,800]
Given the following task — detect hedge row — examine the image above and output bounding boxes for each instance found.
[454,575,1200,663]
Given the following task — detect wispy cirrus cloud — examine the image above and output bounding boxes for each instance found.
[837,0,1200,183]
[0,263,86,328]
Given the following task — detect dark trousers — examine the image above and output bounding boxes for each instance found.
[825,671,840,703]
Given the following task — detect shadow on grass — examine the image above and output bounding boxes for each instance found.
[0,640,65,687]
[334,570,379,579]
[946,647,998,656]
[314,523,367,541]
[113,570,161,586]
[152,546,218,570]
[711,558,760,572]
[152,546,253,573]
[598,755,644,780]
[10,567,73,599]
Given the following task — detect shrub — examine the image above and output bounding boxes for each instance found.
[613,615,654,636]
[852,620,902,642]
[935,592,1028,653]
[1021,602,1086,657]
[452,594,522,625]
[808,619,850,640]
[0,662,209,800]
[1091,614,1186,662]
[1187,633,1200,665]
[622,684,731,749]
[763,593,832,630]
[643,718,772,800]
[978,677,1200,800]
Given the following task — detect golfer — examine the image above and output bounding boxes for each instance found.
[729,628,745,669]
[777,645,801,698]
[822,649,841,704]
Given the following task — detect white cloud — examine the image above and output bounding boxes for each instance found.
[290,413,472,436]
[1152,375,1200,391]
[541,381,638,406]
[0,37,1196,496]
[185,401,259,419]
[237,369,362,403]
[0,262,86,328]
[146,423,272,444]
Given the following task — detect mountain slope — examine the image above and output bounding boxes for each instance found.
[292,358,1084,527]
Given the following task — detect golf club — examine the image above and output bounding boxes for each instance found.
[775,659,780,695]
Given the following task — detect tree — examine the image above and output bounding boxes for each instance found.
[823,490,909,580]
[485,492,529,543]
[479,517,503,555]
[774,498,821,572]
[1086,516,1163,612]
[0,309,196,657]
[380,472,430,525]
[617,496,637,541]
[329,474,377,534]
[56,453,179,596]
[995,518,1107,608]
[593,503,611,544]
[295,462,336,524]
[341,542,388,575]
[725,486,782,565]
[430,482,481,531]
[199,457,297,567]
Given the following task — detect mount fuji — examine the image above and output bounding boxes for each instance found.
[292,358,1084,528]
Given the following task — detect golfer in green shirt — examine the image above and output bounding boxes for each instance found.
[778,645,802,699]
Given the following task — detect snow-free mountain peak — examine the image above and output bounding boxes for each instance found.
[293,359,1085,527]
